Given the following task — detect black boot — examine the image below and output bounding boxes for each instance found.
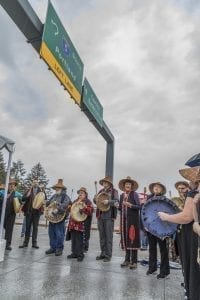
[32,241,39,249]
[19,236,29,248]
[6,244,12,251]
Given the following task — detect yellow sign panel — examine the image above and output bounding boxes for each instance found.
[40,42,81,104]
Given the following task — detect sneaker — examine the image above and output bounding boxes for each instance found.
[103,257,111,262]
[55,249,63,256]
[146,270,157,275]
[45,248,55,255]
[157,273,170,280]
[32,244,39,249]
[67,254,77,259]
[96,255,105,260]
[129,263,137,270]
[120,261,130,267]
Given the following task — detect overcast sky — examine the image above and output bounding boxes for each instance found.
[0,0,200,199]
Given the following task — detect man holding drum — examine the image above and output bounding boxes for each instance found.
[94,176,119,262]
[45,179,71,256]
[19,179,45,249]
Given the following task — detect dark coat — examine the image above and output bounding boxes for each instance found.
[119,191,141,250]
[95,187,119,220]
[22,187,46,215]
[5,191,16,216]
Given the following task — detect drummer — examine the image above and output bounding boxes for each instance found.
[94,176,119,262]
[67,187,93,262]
[158,168,200,300]
[146,182,170,279]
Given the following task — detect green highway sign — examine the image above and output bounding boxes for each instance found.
[40,1,84,104]
[82,78,103,127]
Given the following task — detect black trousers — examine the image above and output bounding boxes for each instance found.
[25,210,40,244]
[71,230,84,258]
[176,228,183,266]
[4,213,16,247]
[147,232,170,275]
[181,223,200,300]
[125,249,138,263]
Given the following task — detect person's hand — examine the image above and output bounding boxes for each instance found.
[158,212,169,221]
[103,200,109,205]
[193,193,200,204]
[52,209,58,215]
[123,201,132,208]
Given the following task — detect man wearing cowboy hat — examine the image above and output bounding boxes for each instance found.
[67,187,93,261]
[172,181,190,211]
[45,179,71,256]
[94,176,119,262]
[118,176,141,269]
[19,179,46,249]
[4,178,22,250]
[146,182,170,279]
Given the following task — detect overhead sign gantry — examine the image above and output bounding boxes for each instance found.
[0,0,114,179]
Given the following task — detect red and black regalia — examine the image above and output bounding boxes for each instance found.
[118,176,140,269]
[68,188,93,261]
[119,191,140,266]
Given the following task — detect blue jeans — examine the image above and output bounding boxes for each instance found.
[140,230,148,249]
[48,221,65,250]
[21,216,32,237]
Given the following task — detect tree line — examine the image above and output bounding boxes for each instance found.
[0,150,51,196]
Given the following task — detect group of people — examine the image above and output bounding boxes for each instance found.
[0,167,200,300]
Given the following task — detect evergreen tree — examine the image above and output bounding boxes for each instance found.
[25,162,51,197]
[10,160,27,193]
[0,151,6,184]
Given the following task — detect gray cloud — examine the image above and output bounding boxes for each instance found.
[0,0,200,198]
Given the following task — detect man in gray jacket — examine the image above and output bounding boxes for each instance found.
[94,176,119,262]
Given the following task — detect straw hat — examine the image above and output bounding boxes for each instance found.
[52,179,66,190]
[9,178,17,186]
[77,187,88,196]
[149,182,166,195]
[179,166,200,183]
[99,176,113,187]
[174,181,189,190]
[118,176,139,192]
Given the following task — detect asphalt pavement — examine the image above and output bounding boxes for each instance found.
[0,225,184,300]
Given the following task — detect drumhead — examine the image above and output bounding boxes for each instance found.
[141,196,179,239]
